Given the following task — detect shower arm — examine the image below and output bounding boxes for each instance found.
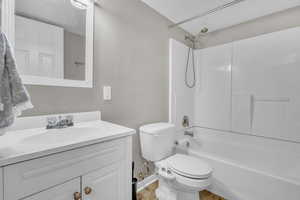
[168,0,246,29]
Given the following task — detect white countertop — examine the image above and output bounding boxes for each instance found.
[0,120,135,167]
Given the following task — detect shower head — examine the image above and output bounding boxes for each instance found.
[194,27,211,40]
[200,27,209,33]
[185,35,196,43]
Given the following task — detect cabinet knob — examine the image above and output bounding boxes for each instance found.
[84,186,92,195]
[74,192,81,200]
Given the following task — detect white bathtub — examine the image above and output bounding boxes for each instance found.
[177,127,300,200]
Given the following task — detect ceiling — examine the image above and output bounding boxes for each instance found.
[141,0,300,35]
[15,0,86,36]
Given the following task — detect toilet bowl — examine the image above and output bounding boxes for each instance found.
[155,154,212,200]
[139,123,213,200]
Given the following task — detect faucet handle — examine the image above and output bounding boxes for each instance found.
[65,115,74,127]
[47,117,57,124]
[46,117,58,129]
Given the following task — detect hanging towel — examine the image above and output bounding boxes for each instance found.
[0,31,33,135]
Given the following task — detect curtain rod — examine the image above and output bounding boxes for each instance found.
[169,0,246,29]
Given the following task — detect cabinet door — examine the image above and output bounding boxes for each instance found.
[195,44,232,130]
[23,178,80,200]
[82,162,125,200]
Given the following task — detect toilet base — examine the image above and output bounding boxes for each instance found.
[155,177,200,200]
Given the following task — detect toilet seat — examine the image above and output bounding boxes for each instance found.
[166,154,212,179]
[155,154,212,192]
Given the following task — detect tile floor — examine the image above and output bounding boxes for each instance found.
[137,181,226,200]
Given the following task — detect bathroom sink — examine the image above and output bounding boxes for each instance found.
[0,118,135,167]
[21,127,102,145]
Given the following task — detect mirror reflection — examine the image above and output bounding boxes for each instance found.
[15,0,86,81]
[0,0,2,27]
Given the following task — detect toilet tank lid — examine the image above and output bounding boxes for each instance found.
[140,123,175,134]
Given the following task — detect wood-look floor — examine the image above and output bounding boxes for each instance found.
[137,181,225,200]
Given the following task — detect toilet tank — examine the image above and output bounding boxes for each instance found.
[139,123,175,162]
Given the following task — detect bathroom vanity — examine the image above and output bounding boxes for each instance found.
[0,111,135,200]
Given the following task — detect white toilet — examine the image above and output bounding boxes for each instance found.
[139,123,213,200]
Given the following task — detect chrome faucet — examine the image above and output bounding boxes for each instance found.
[184,130,194,137]
[46,115,74,129]
[182,116,190,128]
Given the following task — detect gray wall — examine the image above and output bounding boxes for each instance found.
[197,6,300,48]
[22,0,189,178]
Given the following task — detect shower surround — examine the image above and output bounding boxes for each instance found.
[169,26,300,200]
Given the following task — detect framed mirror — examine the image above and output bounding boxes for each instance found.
[2,0,94,88]
[0,1,2,30]
[0,1,1,28]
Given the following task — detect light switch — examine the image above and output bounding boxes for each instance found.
[103,86,112,101]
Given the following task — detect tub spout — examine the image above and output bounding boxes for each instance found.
[184,130,194,137]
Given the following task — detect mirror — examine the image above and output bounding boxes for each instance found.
[0,1,2,28]
[13,0,94,87]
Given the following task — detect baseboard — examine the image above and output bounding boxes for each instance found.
[137,174,158,192]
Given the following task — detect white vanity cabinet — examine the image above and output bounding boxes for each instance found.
[3,136,132,200]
